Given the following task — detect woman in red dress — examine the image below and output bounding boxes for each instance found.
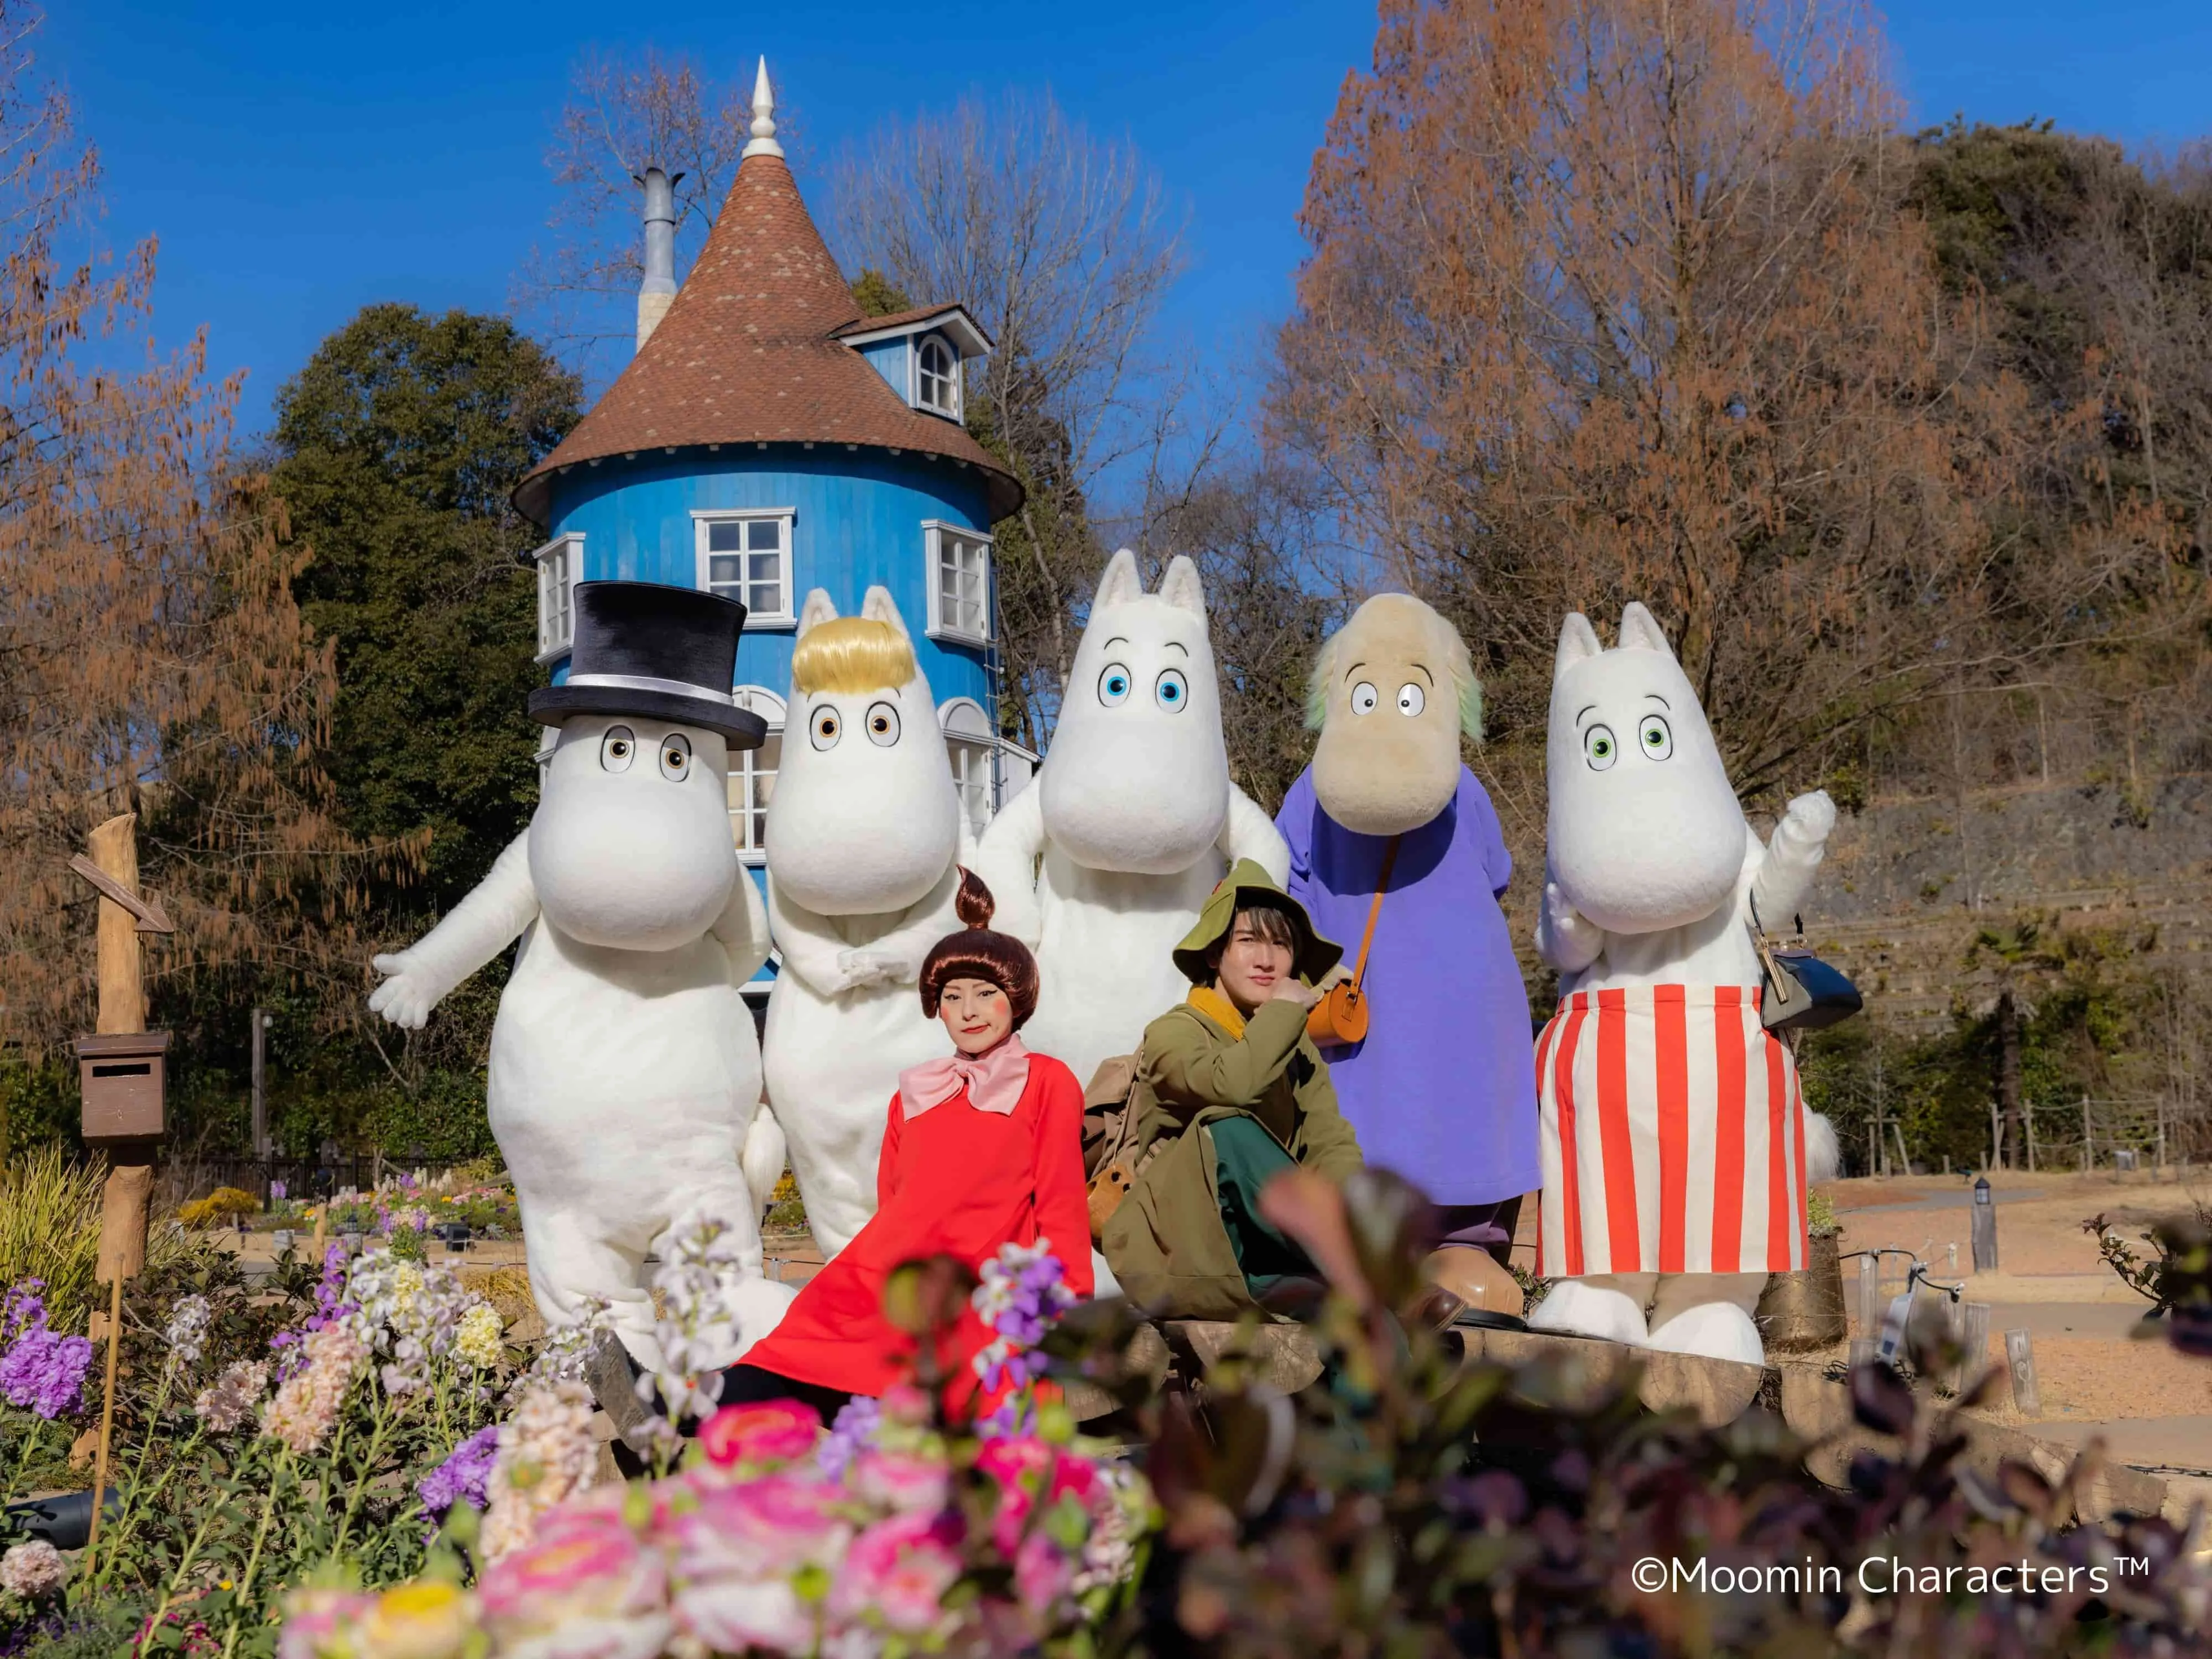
[717,870,1093,1417]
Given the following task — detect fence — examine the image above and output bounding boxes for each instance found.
[160,1152,468,1208]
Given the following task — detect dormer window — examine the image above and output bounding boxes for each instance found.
[916,335,960,418]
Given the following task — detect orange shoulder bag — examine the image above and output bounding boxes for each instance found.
[1305,835,1400,1048]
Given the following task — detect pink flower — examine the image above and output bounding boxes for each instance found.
[976,1436,1099,1553]
[275,1589,375,1659]
[879,1383,931,1426]
[849,1449,950,1515]
[479,1525,666,1657]
[832,1511,964,1637]
[672,1577,816,1655]
[697,1399,822,1469]
[1014,1531,1077,1615]
[672,1473,852,1580]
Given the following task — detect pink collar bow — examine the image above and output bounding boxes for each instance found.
[898,1034,1032,1119]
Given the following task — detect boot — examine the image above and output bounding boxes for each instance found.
[1422,1245,1526,1324]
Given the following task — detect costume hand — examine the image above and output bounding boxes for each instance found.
[1781,789,1837,844]
[1269,977,1320,1011]
[1543,881,1603,952]
[368,952,445,1030]
[833,950,898,993]
[1313,963,1353,994]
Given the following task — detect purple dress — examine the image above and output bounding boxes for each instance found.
[1276,766,1540,1207]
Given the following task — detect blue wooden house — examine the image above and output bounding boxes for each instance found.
[510,64,1030,1001]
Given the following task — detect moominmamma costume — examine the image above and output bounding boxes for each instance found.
[972,549,1289,1092]
[369,581,795,1373]
[759,587,973,1259]
[1527,603,1840,1366]
[1276,595,1538,1295]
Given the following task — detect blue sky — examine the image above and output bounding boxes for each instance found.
[43,1,2212,448]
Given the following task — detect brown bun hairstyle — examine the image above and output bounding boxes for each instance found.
[919,869,1040,1031]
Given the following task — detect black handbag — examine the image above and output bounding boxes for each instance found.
[1749,895,1863,1033]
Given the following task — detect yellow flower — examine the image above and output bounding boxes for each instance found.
[391,1264,426,1314]
[354,1580,477,1659]
[454,1303,502,1369]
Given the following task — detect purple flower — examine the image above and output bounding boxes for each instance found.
[0,1282,92,1420]
[269,1180,288,1202]
[417,1425,500,1528]
[273,1244,355,1379]
[816,1395,883,1479]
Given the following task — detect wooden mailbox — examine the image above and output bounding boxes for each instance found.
[76,1031,171,1142]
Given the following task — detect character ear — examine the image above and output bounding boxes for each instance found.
[1554,612,1602,679]
[1094,547,1144,609]
[797,589,839,637]
[1157,555,1207,620]
[1616,602,1676,659]
[859,585,912,639]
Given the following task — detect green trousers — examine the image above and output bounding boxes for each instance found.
[1209,1115,1322,1301]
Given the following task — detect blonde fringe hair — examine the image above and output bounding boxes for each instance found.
[791,615,917,696]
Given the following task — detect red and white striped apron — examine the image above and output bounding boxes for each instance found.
[1535,985,1808,1278]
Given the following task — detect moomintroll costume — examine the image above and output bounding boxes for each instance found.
[1276,593,1537,1317]
[972,548,1289,1093]
[760,587,974,1259]
[368,582,795,1373]
[1526,603,1841,1366]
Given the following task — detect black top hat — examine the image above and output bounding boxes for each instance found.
[528,581,766,748]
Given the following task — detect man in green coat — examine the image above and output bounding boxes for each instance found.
[1101,860,1366,1321]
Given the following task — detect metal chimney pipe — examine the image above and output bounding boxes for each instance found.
[636,166,681,352]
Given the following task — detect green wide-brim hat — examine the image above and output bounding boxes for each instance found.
[1171,859,1344,987]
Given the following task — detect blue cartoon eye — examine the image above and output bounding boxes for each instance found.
[1155,669,1188,711]
[1098,663,1132,706]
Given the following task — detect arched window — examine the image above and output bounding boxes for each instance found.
[916,335,960,418]
[939,697,995,837]
[727,686,785,861]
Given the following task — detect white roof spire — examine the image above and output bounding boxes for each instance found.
[743,57,784,159]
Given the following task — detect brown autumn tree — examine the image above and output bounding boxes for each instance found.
[0,3,403,1061]
[1275,0,2068,811]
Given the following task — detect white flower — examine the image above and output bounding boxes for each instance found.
[194,1359,270,1432]
[0,1539,67,1599]
[163,1294,213,1369]
[639,1214,755,1425]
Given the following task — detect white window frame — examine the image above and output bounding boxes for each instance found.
[692,509,796,629]
[727,686,786,865]
[532,533,582,662]
[913,332,962,419]
[923,520,993,645]
[938,696,996,836]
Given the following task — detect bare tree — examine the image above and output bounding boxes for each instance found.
[825,90,1188,743]
[0,2,404,1055]
[513,48,766,383]
[1273,0,2075,815]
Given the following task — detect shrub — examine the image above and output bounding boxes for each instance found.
[176,1187,258,1229]
[0,1147,207,1332]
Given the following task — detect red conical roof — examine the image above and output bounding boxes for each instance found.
[514,153,1022,526]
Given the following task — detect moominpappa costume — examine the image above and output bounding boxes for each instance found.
[1276,594,1537,1317]
[369,581,795,1373]
[759,587,973,1259]
[972,549,1289,1092]
[1527,603,1840,1366]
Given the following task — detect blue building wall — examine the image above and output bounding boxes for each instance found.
[540,442,1000,994]
[542,443,994,708]
[854,336,906,397]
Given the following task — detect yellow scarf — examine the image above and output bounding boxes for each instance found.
[1186,984,1246,1038]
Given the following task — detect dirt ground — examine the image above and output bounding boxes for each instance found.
[1825,1167,2212,1468]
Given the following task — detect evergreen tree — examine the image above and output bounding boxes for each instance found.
[269,304,583,922]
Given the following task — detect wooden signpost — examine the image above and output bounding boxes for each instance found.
[67,813,174,1567]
